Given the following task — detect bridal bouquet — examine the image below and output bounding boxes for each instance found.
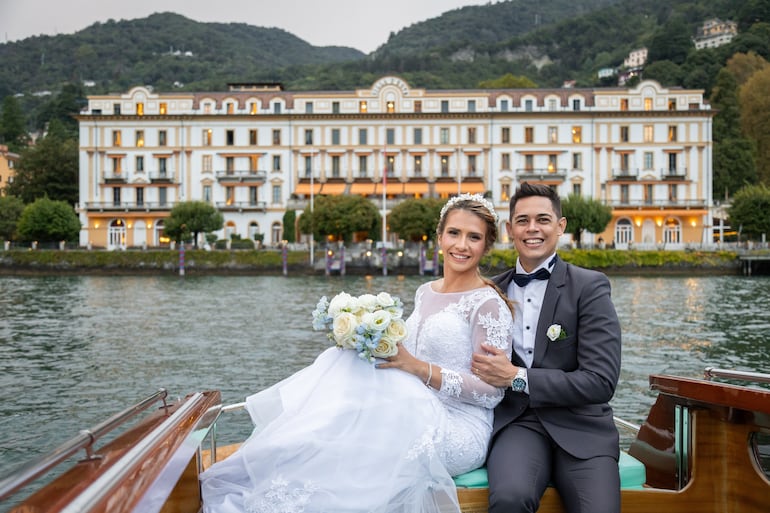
[312,291,407,363]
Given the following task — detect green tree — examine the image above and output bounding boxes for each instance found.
[725,51,769,86]
[647,16,693,65]
[0,95,29,152]
[0,195,25,241]
[298,195,380,243]
[561,194,612,248]
[388,198,445,241]
[728,184,770,240]
[478,73,537,89]
[16,197,81,243]
[6,119,78,204]
[641,60,683,86]
[739,66,770,185]
[282,209,296,243]
[164,201,224,247]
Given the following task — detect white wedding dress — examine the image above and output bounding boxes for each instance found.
[200,283,514,513]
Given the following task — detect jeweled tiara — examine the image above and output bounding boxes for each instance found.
[439,193,499,224]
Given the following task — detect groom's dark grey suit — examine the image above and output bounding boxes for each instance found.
[487,256,622,513]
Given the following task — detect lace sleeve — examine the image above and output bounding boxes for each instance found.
[438,292,514,408]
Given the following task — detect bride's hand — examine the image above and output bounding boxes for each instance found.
[376,343,420,374]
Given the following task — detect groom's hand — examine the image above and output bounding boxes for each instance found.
[472,343,516,388]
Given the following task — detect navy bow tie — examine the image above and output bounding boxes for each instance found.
[512,267,551,287]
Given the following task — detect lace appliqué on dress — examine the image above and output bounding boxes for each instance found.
[246,476,319,513]
[476,310,513,350]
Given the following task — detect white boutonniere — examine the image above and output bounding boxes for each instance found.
[546,324,567,342]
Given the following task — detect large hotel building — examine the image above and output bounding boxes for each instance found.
[77,76,713,250]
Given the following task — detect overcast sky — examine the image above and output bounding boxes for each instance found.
[0,0,493,53]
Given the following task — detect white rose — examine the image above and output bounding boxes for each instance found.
[332,311,358,348]
[371,336,399,358]
[546,324,565,342]
[357,294,378,312]
[361,310,391,332]
[376,292,394,308]
[328,292,354,317]
[383,317,407,343]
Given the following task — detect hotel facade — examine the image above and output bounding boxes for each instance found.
[77,76,714,250]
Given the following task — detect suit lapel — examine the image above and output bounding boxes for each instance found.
[534,257,565,365]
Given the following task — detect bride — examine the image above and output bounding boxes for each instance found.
[200,193,514,513]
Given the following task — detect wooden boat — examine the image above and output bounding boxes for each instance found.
[2,367,769,513]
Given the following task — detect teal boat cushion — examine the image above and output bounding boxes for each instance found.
[453,451,646,489]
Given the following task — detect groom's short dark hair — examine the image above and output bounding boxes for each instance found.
[509,182,562,219]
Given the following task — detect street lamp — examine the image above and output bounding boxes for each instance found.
[309,149,315,266]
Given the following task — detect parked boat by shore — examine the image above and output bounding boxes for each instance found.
[2,367,769,512]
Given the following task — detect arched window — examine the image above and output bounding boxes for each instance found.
[663,217,681,245]
[615,218,633,246]
[271,222,282,245]
[108,219,126,250]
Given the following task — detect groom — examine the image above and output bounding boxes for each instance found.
[473,182,622,513]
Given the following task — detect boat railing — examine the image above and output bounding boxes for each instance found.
[704,366,770,384]
[0,388,169,501]
[204,401,246,468]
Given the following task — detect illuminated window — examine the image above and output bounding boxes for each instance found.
[414,156,422,175]
[250,102,258,115]
[441,155,449,176]
[644,125,653,143]
[111,157,122,173]
[571,126,582,143]
[644,98,652,111]
[112,130,122,146]
[548,154,558,172]
[620,99,628,111]
[159,102,167,115]
[225,186,234,205]
[501,183,510,202]
[524,127,534,143]
[386,101,395,113]
[668,125,678,142]
[668,99,676,111]
[359,101,368,113]
[135,130,144,147]
[202,129,212,146]
[137,102,144,116]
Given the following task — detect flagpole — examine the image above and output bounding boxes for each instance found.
[310,149,314,267]
[382,147,387,276]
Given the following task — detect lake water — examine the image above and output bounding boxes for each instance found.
[1,272,769,508]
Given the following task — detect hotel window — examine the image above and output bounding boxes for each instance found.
[332,156,341,177]
[159,187,167,206]
[305,102,313,114]
[643,125,654,143]
[572,152,582,170]
[468,127,476,144]
[668,99,676,111]
[134,130,144,147]
[359,155,368,177]
[203,185,212,203]
[414,128,423,145]
[249,155,258,172]
[620,153,630,172]
[111,157,122,174]
[414,101,422,113]
[502,153,511,170]
[414,156,422,175]
[441,101,449,113]
[226,157,234,173]
[159,102,167,115]
[668,125,677,142]
[202,129,212,146]
[113,187,121,206]
[468,100,476,112]
[226,130,235,146]
[249,186,258,205]
[136,187,144,206]
[249,129,258,146]
[137,102,144,116]
[644,152,654,170]
[572,126,582,143]
[359,101,368,113]
[226,103,234,114]
[273,102,281,114]
[202,155,212,173]
[359,129,367,145]
[548,127,558,143]
[112,130,122,146]
[502,127,510,144]
[225,186,234,205]
[548,154,558,173]
[620,126,630,143]
[272,185,281,204]
[304,156,312,177]
[524,99,533,112]
[669,184,678,202]
[386,101,395,113]
[572,183,581,196]
[386,155,395,176]
[500,100,509,112]
[158,130,167,146]
[250,102,258,115]
[468,155,477,175]
[440,128,449,145]
[546,99,556,111]
[136,156,144,172]
[272,129,281,145]
[114,103,121,115]
[525,155,534,171]
[668,153,678,173]
[644,98,652,111]
[273,155,281,171]
[440,155,449,176]
[572,99,581,111]
[501,183,510,202]
[304,129,313,145]
[203,103,212,114]
[644,184,653,205]
[386,128,395,146]
[524,127,534,144]
[620,184,629,204]
[620,99,628,111]
[332,101,340,114]
[331,129,340,145]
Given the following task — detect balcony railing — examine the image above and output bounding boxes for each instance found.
[604,198,706,208]
[661,168,688,180]
[215,201,267,212]
[103,173,127,183]
[215,170,267,183]
[149,171,175,183]
[611,169,639,180]
[516,169,568,181]
[84,201,174,211]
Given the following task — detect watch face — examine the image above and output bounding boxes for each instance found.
[511,377,526,392]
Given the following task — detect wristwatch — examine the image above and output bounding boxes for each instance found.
[511,368,528,393]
